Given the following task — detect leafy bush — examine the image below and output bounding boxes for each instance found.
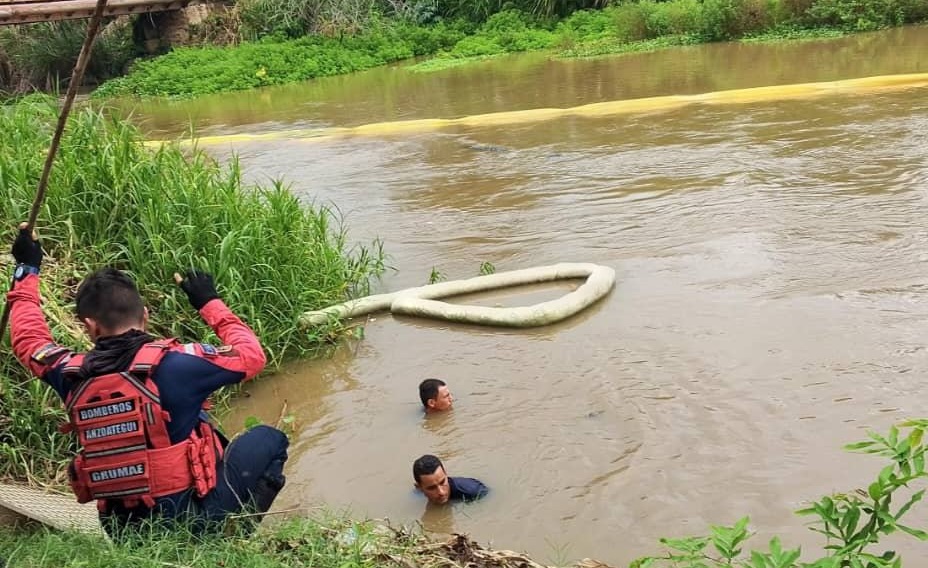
[804,0,909,29]
[95,20,465,97]
[612,2,654,42]
[646,0,705,36]
[699,0,745,40]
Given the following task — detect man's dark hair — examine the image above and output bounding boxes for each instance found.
[418,378,446,408]
[75,268,145,331]
[413,454,444,483]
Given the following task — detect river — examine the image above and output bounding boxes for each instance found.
[122,25,928,565]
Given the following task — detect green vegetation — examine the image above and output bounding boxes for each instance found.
[2,0,926,96]
[0,514,427,567]
[0,96,384,484]
[91,0,928,98]
[0,19,137,94]
[94,20,470,97]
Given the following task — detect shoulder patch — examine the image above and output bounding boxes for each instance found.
[200,343,218,357]
[216,345,234,354]
[31,343,69,365]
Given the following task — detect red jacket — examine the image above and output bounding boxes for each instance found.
[8,274,266,444]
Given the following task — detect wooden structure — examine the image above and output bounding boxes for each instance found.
[0,0,194,25]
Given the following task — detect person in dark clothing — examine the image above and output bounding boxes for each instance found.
[413,454,488,505]
[7,224,289,535]
[418,378,453,414]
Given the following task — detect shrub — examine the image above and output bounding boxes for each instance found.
[95,20,465,97]
[613,2,655,42]
[646,0,704,36]
[699,0,746,40]
[806,0,928,28]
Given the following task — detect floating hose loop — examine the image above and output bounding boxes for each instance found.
[300,263,616,329]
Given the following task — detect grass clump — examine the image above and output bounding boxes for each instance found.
[0,95,384,484]
[0,19,136,95]
[0,513,589,567]
[0,514,417,567]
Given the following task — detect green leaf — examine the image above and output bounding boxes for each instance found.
[908,428,924,449]
[896,523,928,540]
[914,451,925,475]
[878,465,895,486]
[894,489,924,521]
[841,505,861,537]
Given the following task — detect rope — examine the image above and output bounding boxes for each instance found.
[0,0,109,339]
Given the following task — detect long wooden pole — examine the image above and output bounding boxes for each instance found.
[0,0,109,338]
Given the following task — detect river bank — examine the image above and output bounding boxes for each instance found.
[3,0,927,97]
[95,0,928,98]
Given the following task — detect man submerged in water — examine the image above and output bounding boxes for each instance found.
[419,378,453,414]
[413,454,488,505]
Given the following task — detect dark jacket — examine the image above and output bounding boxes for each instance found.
[449,476,489,501]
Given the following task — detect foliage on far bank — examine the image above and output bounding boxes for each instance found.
[93,19,469,97]
[0,96,384,484]
[96,0,928,97]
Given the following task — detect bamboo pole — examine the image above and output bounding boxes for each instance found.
[0,0,109,338]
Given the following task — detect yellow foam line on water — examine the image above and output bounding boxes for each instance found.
[151,73,928,147]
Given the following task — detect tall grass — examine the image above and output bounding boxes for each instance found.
[0,19,136,94]
[0,96,384,483]
[0,514,418,567]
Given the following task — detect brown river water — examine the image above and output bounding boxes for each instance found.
[123,26,928,565]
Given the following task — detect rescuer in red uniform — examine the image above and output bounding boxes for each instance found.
[7,224,289,536]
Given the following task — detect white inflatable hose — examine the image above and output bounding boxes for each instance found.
[299,263,615,328]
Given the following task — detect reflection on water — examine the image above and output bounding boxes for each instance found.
[127,25,928,567]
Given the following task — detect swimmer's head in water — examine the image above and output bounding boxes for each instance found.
[413,454,450,505]
[419,378,453,413]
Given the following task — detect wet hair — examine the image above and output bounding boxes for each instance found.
[75,268,145,331]
[418,378,446,408]
[413,454,444,483]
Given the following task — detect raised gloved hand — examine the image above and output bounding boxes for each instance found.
[174,269,220,310]
[12,223,43,269]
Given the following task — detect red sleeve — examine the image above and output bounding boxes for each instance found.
[6,274,74,379]
[196,298,267,381]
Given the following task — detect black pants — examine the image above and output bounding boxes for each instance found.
[101,425,289,536]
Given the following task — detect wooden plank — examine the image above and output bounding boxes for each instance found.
[0,0,193,25]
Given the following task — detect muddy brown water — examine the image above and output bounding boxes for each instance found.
[122,26,928,565]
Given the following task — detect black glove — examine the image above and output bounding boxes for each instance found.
[178,269,220,310]
[12,225,43,268]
